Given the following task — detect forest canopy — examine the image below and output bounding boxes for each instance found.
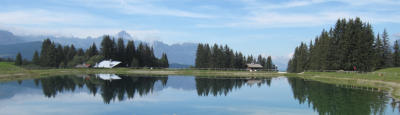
[287,17,400,72]
[195,43,276,70]
[19,36,169,68]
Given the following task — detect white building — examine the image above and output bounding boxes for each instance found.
[94,60,121,68]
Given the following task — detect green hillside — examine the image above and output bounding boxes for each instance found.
[0,62,26,73]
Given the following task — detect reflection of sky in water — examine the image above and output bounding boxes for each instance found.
[0,75,398,115]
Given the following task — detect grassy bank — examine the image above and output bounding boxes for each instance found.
[0,62,280,81]
[285,69,400,101]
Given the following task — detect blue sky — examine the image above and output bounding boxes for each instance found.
[1,0,400,66]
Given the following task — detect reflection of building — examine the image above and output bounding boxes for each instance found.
[246,79,262,85]
[246,63,263,72]
[96,74,121,80]
[94,60,121,68]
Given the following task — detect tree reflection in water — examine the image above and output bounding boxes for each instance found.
[287,77,391,115]
[195,77,272,96]
[37,74,168,104]
[35,75,274,103]
[23,75,400,114]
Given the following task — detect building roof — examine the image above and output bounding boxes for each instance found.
[94,60,121,68]
[247,64,263,68]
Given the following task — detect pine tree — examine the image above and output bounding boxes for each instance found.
[393,40,400,67]
[67,45,76,62]
[126,40,135,67]
[137,43,144,67]
[76,48,85,56]
[131,57,139,67]
[33,50,40,65]
[85,43,98,58]
[266,56,273,70]
[375,34,384,69]
[159,53,169,68]
[116,38,125,63]
[257,55,264,66]
[195,44,204,68]
[39,39,51,67]
[39,39,57,67]
[382,29,393,67]
[55,44,65,67]
[100,35,114,60]
[15,52,22,66]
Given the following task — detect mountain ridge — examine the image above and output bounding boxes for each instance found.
[0,30,196,65]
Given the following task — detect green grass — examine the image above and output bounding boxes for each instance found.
[285,69,400,100]
[294,68,400,83]
[0,62,26,73]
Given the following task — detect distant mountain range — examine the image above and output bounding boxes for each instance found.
[0,30,291,71]
[0,30,197,66]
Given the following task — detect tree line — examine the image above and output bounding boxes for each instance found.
[15,35,169,68]
[287,17,400,72]
[195,43,276,70]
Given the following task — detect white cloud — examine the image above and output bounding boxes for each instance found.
[118,3,216,18]
[241,0,324,10]
[0,10,115,26]
[197,0,400,29]
[335,0,400,6]
[196,12,349,28]
[61,0,216,18]
[394,33,400,38]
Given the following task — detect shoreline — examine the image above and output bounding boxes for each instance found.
[285,72,400,102]
[1,67,399,101]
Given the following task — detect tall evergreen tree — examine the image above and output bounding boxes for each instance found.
[116,38,125,63]
[375,34,384,69]
[76,48,85,56]
[125,40,136,67]
[159,53,169,68]
[100,35,114,60]
[85,43,98,58]
[195,44,205,68]
[33,50,40,65]
[15,52,22,66]
[257,55,266,67]
[382,29,393,67]
[393,40,400,67]
[67,45,76,62]
[266,56,274,70]
[137,43,144,66]
[55,44,65,67]
[39,39,57,67]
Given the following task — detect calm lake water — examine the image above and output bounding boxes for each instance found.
[0,75,399,115]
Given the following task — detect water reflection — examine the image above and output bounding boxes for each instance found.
[38,74,168,104]
[196,77,271,96]
[2,75,399,115]
[37,75,273,103]
[287,77,391,115]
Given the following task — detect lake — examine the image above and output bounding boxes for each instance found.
[0,74,399,115]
